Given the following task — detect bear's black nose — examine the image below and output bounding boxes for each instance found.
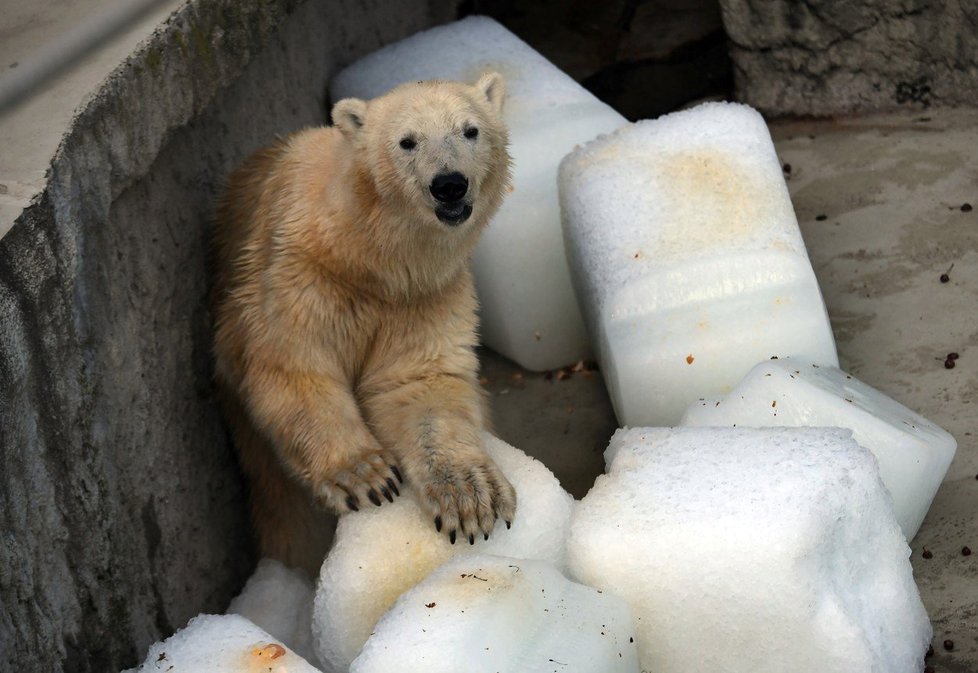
[430,172,469,203]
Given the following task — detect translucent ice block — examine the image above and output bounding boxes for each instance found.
[331,16,626,370]
[567,427,931,673]
[350,555,639,673]
[227,558,318,665]
[680,358,957,540]
[559,102,838,425]
[122,614,321,673]
[312,433,574,673]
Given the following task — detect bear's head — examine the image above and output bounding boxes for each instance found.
[331,73,511,231]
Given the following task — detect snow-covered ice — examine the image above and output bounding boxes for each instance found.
[227,558,318,666]
[350,554,639,673]
[568,427,931,673]
[559,102,838,426]
[680,358,957,540]
[331,16,627,371]
[312,433,574,672]
[122,613,321,673]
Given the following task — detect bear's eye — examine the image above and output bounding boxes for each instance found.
[399,137,417,150]
[464,127,479,140]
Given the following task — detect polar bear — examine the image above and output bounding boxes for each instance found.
[212,73,517,576]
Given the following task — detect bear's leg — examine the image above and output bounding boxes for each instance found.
[362,372,517,544]
[238,420,337,577]
[234,362,403,516]
[219,388,337,576]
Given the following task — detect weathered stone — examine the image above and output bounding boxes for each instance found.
[457,0,630,82]
[583,32,731,121]
[617,0,723,63]
[0,0,453,671]
[719,0,978,116]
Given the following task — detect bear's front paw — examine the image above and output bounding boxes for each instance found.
[413,453,517,545]
[317,449,404,514]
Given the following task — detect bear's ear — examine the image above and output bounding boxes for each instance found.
[475,71,505,116]
[332,98,367,139]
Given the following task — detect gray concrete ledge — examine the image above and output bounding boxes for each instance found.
[0,0,186,237]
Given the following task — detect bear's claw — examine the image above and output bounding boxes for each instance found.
[391,465,404,483]
[415,452,517,544]
[318,449,403,514]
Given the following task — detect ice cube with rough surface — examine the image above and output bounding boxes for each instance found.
[559,102,838,426]
[350,554,639,673]
[331,16,626,371]
[227,558,318,666]
[568,426,931,673]
[312,433,574,673]
[680,358,957,540]
[122,613,322,673]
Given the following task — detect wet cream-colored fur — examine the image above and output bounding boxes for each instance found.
[212,73,516,575]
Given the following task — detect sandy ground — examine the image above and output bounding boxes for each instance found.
[481,107,978,672]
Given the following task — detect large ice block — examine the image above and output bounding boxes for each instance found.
[680,358,957,540]
[559,102,838,425]
[312,433,574,673]
[567,427,931,673]
[331,16,627,371]
[122,614,321,673]
[350,554,639,673]
[227,558,318,666]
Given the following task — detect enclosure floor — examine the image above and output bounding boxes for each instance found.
[480,106,978,672]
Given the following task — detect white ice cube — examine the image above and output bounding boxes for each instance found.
[559,102,838,425]
[680,358,957,540]
[331,16,626,371]
[122,614,321,673]
[227,558,318,666]
[350,554,639,673]
[567,427,931,673]
[312,433,574,673]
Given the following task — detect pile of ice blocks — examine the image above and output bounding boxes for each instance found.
[331,16,626,371]
[126,437,640,673]
[124,15,959,673]
[126,430,934,673]
[312,434,575,672]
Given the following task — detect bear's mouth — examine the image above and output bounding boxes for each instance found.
[435,201,473,226]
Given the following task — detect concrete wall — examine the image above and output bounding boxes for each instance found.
[0,0,453,670]
[719,0,978,116]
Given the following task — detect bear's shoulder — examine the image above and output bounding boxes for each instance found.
[237,126,349,209]
[276,126,345,169]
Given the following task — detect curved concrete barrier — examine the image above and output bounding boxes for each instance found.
[0,1,452,670]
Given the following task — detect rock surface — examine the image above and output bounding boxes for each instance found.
[719,0,978,116]
[0,0,452,671]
